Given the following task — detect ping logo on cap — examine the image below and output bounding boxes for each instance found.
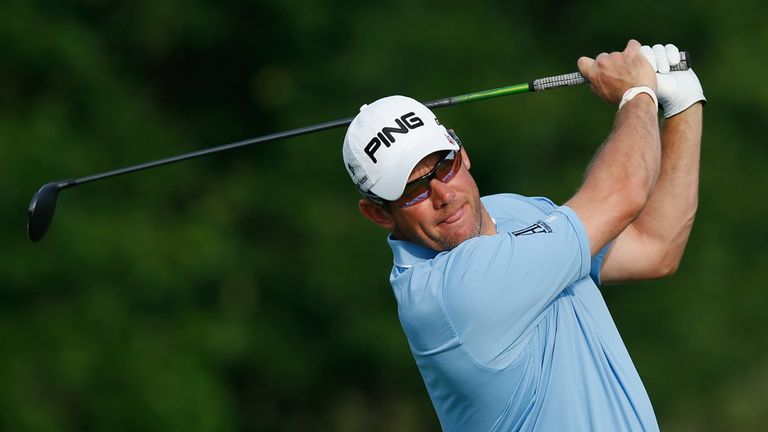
[364,112,424,163]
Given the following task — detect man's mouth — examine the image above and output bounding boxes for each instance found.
[440,204,465,225]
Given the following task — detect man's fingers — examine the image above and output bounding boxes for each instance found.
[653,44,670,73]
[577,56,595,76]
[665,44,681,66]
[640,45,657,71]
[625,39,641,52]
[641,43,681,72]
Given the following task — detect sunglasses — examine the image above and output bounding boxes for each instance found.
[390,147,463,208]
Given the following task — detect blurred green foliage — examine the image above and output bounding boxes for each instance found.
[2,0,767,430]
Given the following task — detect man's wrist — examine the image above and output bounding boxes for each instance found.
[663,101,703,126]
[619,86,658,112]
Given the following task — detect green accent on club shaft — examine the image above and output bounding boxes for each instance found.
[450,82,531,105]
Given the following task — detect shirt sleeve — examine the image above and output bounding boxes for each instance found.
[527,194,608,285]
[590,243,612,286]
[439,206,591,365]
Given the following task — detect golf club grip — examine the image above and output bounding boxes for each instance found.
[532,51,690,92]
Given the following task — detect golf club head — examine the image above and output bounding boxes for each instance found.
[27,182,62,242]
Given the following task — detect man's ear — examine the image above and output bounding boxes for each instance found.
[449,129,471,171]
[359,199,396,231]
[460,147,471,170]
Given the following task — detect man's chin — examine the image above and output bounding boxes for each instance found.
[434,220,480,251]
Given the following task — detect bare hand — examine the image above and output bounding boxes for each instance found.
[577,40,657,105]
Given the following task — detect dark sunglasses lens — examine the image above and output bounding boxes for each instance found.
[398,149,461,208]
[400,181,429,207]
[436,151,459,180]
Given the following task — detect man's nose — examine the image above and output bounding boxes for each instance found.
[430,178,455,209]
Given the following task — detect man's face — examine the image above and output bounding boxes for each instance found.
[385,149,493,251]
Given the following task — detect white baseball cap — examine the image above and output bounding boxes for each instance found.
[342,95,460,201]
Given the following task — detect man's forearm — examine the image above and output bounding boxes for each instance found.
[629,103,703,273]
[566,94,662,255]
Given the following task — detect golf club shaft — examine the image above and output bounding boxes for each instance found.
[53,51,688,189]
[58,117,354,189]
[429,51,690,107]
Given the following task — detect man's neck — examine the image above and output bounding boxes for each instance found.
[480,205,497,237]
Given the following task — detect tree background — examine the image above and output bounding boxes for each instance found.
[2,1,767,430]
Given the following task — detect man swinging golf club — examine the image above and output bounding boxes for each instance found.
[342,40,704,431]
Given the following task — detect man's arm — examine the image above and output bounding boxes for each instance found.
[565,40,662,255]
[598,44,707,283]
[600,103,703,283]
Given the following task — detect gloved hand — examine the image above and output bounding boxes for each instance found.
[641,43,706,118]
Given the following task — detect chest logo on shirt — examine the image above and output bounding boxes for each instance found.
[512,219,553,237]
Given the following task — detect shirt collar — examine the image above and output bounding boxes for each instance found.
[385,215,498,269]
[387,234,438,269]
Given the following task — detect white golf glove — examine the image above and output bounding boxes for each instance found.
[641,43,706,118]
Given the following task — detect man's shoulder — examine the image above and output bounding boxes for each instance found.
[481,193,557,209]
[481,193,558,225]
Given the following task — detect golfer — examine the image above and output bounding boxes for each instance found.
[342,40,704,431]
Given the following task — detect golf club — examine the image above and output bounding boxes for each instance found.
[26,52,690,242]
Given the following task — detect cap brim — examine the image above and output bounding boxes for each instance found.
[369,134,460,201]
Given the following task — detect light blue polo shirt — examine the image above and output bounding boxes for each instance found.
[388,194,658,431]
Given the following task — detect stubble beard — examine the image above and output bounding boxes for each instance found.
[435,198,485,251]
